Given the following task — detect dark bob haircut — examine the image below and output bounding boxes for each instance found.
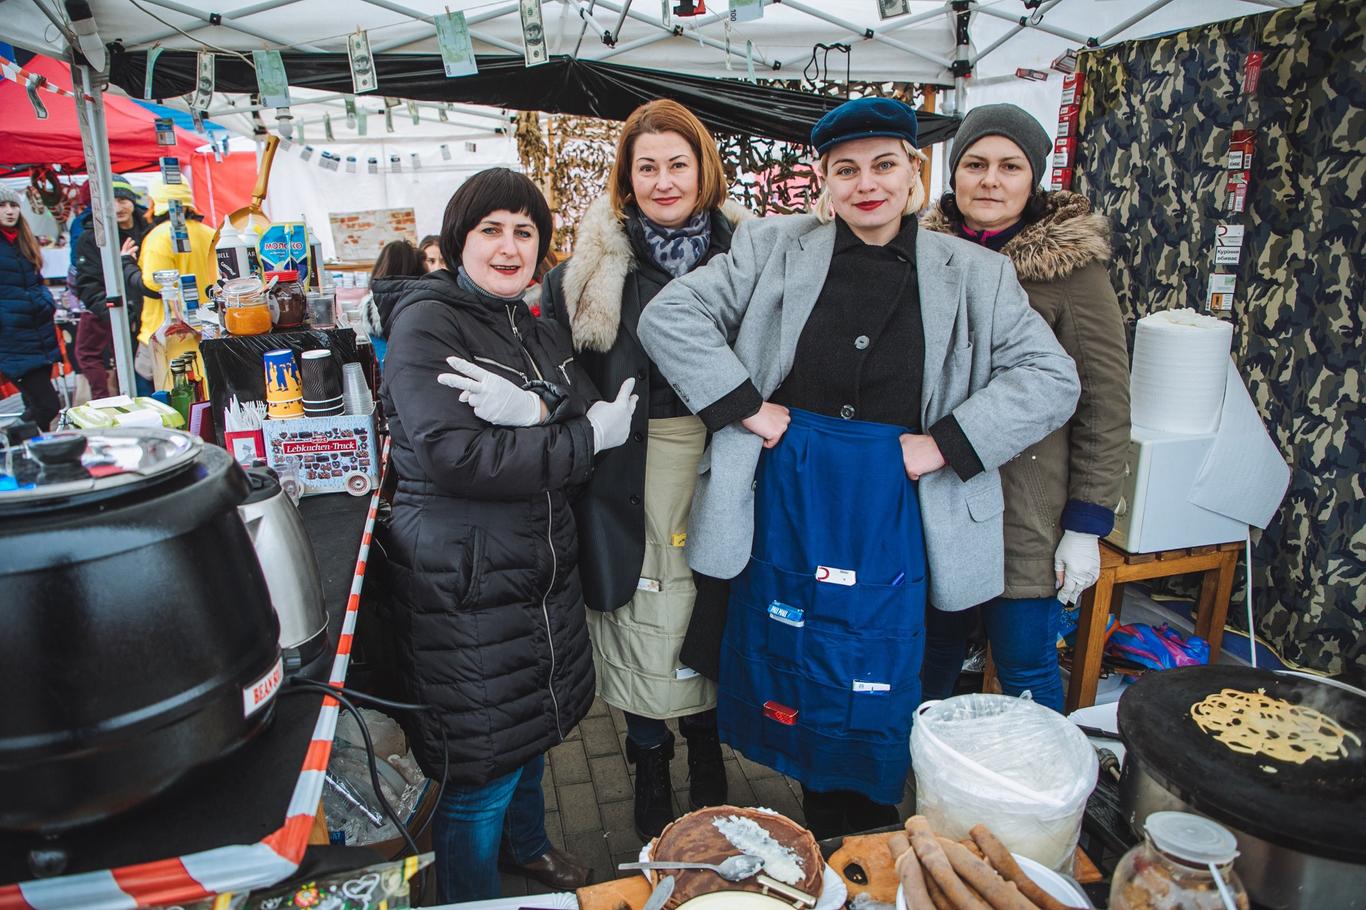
[439,168,553,274]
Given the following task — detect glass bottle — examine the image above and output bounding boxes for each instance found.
[1110,812,1249,910]
[169,359,193,425]
[150,271,202,393]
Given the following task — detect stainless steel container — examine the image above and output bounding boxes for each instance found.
[1119,759,1366,909]
[237,466,328,671]
[1117,666,1366,910]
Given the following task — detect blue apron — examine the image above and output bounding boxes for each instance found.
[717,407,927,805]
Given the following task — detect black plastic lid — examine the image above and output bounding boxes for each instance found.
[1118,666,1366,862]
[0,428,203,514]
[241,465,282,505]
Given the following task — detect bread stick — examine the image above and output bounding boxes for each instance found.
[940,838,1041,910]
[969,824,1081,910]
[907,816,991,910]
[891,831,935,910]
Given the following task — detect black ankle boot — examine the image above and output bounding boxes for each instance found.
[680,713,728,810]
[625,732,676,840]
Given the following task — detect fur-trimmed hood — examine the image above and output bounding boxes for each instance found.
[921,190,1111,283]
[560,195,753,352]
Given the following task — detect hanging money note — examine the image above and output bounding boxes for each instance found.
[878,0,910,19]
[192,51,215,111]
[520,0,548,68]
[349,29,378,94]
[730,0,762,24]
[435,10,479,78]
[252,49,291,109]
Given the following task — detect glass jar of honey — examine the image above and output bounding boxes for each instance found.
[221,277,272,336]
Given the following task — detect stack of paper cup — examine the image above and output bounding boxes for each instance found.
[302,350,345,417]
[342,362,373,416]
[263,348,304,419]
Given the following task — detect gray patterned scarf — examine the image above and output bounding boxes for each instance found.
[638,210,712,278]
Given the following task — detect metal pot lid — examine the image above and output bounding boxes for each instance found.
[0,427,203,510]
[1118,665,1366,862]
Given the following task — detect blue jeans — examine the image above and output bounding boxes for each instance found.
[432,753,552,903]
[920,595,1065,713]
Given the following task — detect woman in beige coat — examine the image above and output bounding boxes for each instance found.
[919,103,1131,712]
[539,100,750,839]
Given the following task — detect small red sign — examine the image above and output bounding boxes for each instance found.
[762,700,798,726]
[1052,136,1076,169]
[281,437,359,456]
[1051,167,1074,192]
[1243,51,1263,94]
[1061,71,1086,106]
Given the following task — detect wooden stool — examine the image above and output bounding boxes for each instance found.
[1066,539,1242,712]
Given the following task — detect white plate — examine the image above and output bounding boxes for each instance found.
[895,853,1091,909]
[638,842,847,910]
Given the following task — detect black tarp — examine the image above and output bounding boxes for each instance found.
[108,49,958,148]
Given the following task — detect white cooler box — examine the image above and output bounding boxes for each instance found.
[1108,425,1247,553]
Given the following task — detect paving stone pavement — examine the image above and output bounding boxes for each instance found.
[498,696,916,898]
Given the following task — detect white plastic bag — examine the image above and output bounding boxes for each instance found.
[910,694,1098,871]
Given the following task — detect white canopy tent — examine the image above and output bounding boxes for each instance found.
[202,91,520,259]
[1,0,1301,397]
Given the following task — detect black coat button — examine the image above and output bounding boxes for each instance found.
[632,431,644,443]
[840,404,855,419]
[636,369,646,380]
[629,494,641,506]
[854,335,870,350]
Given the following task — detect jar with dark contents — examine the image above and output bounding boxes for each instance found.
[265,269,307,329]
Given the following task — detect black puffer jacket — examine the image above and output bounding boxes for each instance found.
[73,207,149,332]
[377,271,599,786]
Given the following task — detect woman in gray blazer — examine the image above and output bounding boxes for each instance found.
[637,97,1080,837]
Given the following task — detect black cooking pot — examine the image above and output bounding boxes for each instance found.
[1117,665,1366,909]
[0,429,282,833]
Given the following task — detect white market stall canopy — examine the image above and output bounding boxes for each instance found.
[5,0,1302,86]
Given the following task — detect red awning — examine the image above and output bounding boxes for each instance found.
[0,54,202,177]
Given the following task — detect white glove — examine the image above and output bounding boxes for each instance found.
[438,356,543,427]
[586,378,638,453]
[1054,530,1101,606]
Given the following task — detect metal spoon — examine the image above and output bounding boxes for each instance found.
[619,853,765,881]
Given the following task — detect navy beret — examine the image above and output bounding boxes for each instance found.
[811,97,919,156]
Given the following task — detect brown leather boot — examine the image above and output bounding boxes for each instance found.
[499,846,593,890]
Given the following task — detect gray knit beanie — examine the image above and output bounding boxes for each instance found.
[0,185,22,207]
[949,103,1052,188]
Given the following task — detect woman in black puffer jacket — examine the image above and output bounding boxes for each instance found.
[378,168,636,904]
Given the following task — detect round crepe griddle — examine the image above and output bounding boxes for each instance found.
[1118,665,1366,862]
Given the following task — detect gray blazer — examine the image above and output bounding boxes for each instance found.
[637,214,1080,611]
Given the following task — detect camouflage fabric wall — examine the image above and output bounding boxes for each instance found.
[1074,0,1364,675]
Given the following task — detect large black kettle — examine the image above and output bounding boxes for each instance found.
[0,428,282,833]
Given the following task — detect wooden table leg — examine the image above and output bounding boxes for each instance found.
[1195,549,1239,662]
[1067,576,1115,713]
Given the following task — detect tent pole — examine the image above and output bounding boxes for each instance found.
[72,62,137,398]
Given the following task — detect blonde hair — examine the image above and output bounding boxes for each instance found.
[609,99,728,220]
[811,140,928,223]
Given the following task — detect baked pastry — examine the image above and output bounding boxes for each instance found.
[650,805,824,908]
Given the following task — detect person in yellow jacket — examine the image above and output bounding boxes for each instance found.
[135,179,217,389]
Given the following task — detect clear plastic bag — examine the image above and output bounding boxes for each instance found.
[910,694,1098,871]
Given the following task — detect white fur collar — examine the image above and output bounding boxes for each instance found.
[563,195,752,352]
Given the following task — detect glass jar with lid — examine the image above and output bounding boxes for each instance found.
[220,276,272,336]
[1110,812,1249,910]
[265,269,307,329]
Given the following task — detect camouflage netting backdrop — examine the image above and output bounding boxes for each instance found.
[1075,0,1364,674]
